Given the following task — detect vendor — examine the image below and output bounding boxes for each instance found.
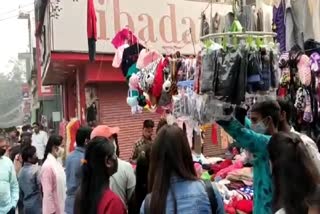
[191,129,207,164]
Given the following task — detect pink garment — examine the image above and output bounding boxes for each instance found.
[41,154,66,214]
[58,119,68,140]
[112,28,138,49]
[215,160,243,179]
[194,163,203,177]
[136,49,162,69]
[112,44,129,68]
[297,55,311,86]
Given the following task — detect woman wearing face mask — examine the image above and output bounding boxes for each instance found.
[40,135,66,214]
[74,136,126,214]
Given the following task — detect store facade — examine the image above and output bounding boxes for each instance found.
[39,0,232,159]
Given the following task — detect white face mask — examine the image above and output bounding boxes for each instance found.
[251,120,267,134]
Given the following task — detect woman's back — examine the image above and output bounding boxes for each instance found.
[141,178,224,214]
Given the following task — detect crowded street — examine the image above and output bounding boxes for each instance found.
[0,0,320,213]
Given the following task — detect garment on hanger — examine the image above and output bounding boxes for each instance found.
[285,0,314,51]
[200,13,209,37]
[112,44,129,68]
[112,28,138,49]
[273,0,286,52]
[308,0,320,42]
[121,43,145,77]
[136,49,162,70]
[87,0,97,62]
[86,102,97,124]
[257,8,264,32]
[238,5,256,31]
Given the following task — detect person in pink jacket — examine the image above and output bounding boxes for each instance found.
[40,135,66,214]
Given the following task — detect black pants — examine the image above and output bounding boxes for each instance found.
[7,208,15,214]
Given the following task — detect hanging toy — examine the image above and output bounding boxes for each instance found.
[146,72,155,86]
[163,79,172,92]
[126,89,139,107]
[129,73,140,90]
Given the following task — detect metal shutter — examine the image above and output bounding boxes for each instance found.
[98,83,159,160]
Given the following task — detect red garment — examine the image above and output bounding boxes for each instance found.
[97,189,126,214]
[211,123,218,145]
[69,120,80,153]
[87,0,97,40]
[112,28,138,49]
[277,87,287,97]
[151,58,169,99]
[211,159,233,174]
[235,200,253,213]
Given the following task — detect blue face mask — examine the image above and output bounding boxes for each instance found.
[251,120,267,134]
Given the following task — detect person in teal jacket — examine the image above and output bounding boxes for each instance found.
[217,100,281,214]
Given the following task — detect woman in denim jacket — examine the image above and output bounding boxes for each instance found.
[140,125,224,214]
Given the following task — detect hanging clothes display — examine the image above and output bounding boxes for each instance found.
[278,47,320,139]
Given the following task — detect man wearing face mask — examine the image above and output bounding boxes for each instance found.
[217,100,280,214]
[0,136,19,214]
[18,145,42,214]
[65,127,92,214]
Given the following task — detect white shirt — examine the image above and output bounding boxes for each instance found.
[291,128,320,174]
[32,131,48,160]
[110,159,136,207]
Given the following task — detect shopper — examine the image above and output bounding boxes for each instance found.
[141,125,224,214]
[40,135,66,214]
[18,145,42,214]
[156,118,167,133]
[65,127,92,214]
[217,100,281,214]
[268,132,320,214]
[91,125,136,208]
[32,122,48,164]
[130,120,154,163]
[0,135,19,214]
[277,98,320,173]
[129,143,152,214]
[74,136,126,214]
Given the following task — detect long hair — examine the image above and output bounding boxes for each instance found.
[134,143,152,212]
[43,135,63,162]
[79,136,115,214]
[268,132,320,214]
[148,125,197,214]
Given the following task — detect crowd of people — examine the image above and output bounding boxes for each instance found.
[0,99,320,214]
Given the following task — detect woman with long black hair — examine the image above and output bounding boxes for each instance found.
[141,125,224,214]
[268,132,320,214]
[40,135,66,214]
[74,136,126,214]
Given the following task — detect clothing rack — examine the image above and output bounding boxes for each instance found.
[200,31,277,41]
